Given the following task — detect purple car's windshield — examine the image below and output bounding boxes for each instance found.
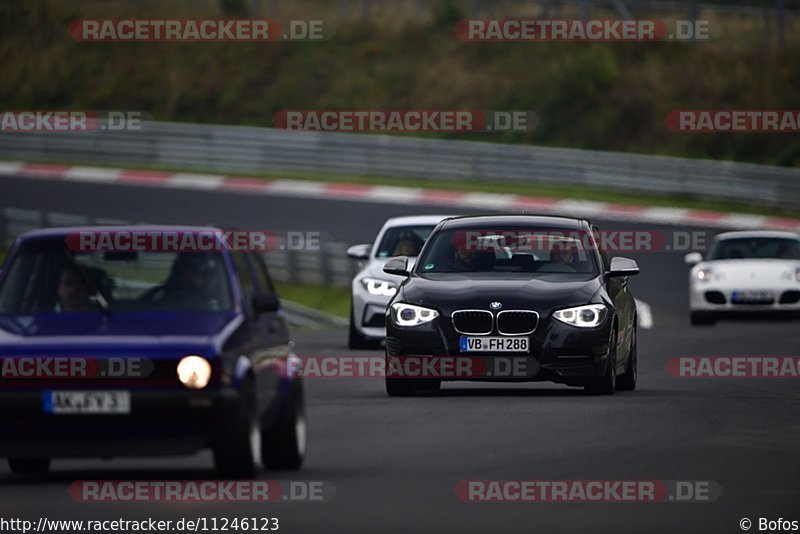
[0,239,233,314]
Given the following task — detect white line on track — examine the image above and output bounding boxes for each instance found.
[635,298,654,330]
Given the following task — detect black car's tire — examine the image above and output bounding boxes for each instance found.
[386,376,417,396]
[586,327,617,395]
[262,382,306,470]
[348,306,377,349]
[213,377,261,479]
[385,377,441,396]
[418,379,442,395]
[616,324,637,391]
[8,457,50,475]
[690,311,716,326]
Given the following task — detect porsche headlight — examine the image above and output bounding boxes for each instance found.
[362,277,398,297]
[696,268,713,282]
[390,302,439,327]
[177,355,212,389]
[553,304,607,328]
[782,269,800,282]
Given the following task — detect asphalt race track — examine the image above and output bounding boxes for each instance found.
[1,174,799,533]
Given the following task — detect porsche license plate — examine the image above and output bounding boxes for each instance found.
[732,290,774,303]
[460,336,529,353]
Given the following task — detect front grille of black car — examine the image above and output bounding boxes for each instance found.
[704,291,727,305]
[496,310,539,335]
[451,310,493,335]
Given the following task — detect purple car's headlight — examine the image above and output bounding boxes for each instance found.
[177,355,212,389]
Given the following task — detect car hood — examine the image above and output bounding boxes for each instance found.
[399,274,603,315]
[699,259,800,284]
[0,311,242,354]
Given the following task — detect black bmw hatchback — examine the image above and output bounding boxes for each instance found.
[383,215,640,396]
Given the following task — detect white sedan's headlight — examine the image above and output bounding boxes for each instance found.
[553,304,607,328]
[781,269,800,282]
[362,277,398,297]
[390,302,439,326]
[177,355,212,389]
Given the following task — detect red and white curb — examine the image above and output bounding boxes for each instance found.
[2,161,799,232]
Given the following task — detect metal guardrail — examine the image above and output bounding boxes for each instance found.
[1,121,799,209]
[0,207,358,289]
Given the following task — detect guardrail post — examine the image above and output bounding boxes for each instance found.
[763,9,771,44]
[287,245,300,284]
[0,208,6,249]
[319,243,333,287]
[579,0,589,19]
[39,210,50,228]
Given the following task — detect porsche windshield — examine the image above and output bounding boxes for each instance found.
[416,227,600,276]
[708,237,800,260]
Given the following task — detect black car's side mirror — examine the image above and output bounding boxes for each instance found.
[252,293,280,314]
[383,256,410,277]
[346,244,371,260]
[607,257,640,278]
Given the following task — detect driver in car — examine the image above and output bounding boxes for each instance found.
[548,242,578,272]
[159,253,220,309]
[440,232,494,272]
[55,264,91,312]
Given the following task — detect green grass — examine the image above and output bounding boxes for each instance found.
[1,0,799,167]
[274,280,350,318]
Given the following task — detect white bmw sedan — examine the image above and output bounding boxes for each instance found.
[346,215,453,348]
[685,231,800,325]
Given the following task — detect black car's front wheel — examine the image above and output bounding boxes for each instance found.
[385,357,441,396]
[8,457,50,475]
[616,323,637,391]
[586,327,617,395]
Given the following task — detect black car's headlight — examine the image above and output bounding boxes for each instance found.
[361,277,398,297]
[390,302,439,327]
[553,304,607,328]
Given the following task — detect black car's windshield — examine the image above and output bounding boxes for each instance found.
[0,238,233,314]
[708,237,800,260]
[416,227,600,276]
[374,225,436,258]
